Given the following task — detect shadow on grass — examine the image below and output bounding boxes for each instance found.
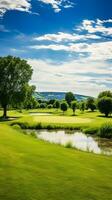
[97,115,112,118]
[0,116,21,122]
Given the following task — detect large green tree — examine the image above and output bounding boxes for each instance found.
[0,56,33,118]
[97,97,112,117]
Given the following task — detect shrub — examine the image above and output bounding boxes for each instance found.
[47,104,53,109]
[84,127,98,135]
[65,141,72,148]
[98,123,112,138]
[53,100,60,109]
[30,131,37,138]
[12,124,21,130]
[40,103,47,109]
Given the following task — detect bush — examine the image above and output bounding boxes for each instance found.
[65,141,72,148]
[84,127,98,135]
[53,100,60,109]
[98,123,112,138]
[47,104,53,109]
[40,103,47,109]
[12,124,21,130]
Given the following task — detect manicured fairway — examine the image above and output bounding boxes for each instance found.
[0,124,112,200]
[33,115,92,123]
[10,109,111,132]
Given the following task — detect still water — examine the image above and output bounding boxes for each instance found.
[27,130,112,155]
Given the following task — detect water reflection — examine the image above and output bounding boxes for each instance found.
[28,130,112,155]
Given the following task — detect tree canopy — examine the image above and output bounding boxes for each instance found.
[0,56,33,117]
[65,92,75,106]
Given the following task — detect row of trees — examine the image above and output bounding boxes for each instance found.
[29,91,112,117]
[0,56,111,118]
[61,91,112,117]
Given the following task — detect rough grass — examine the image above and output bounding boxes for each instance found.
[0,124,112,200]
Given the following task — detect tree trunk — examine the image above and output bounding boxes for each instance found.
[3,105,7,118]
[105,112,108,118]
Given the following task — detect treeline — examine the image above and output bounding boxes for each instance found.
[0,56,112,118]
[28,91,112,117]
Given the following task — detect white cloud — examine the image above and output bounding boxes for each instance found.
[27,58,111,96]
[78,19,112,36]
[29,41,112,61]
[0,0,31,16]
[34,32,100,42]
[38,0,74,12]
[0,0,74,16]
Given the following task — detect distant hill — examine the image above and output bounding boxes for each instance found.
[34,92,90,101]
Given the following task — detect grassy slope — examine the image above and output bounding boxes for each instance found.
[0,124,112,200]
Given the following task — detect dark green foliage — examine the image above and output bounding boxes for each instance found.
[48,99,56,105]
[71,101,77,114]
[79,101,85,112]
[65,92,75,106]
[97,97,112,117]
[40,103,47,108]
[53,100,60,109]
[0,56,33,117]
[23,85,37,109]
[86,97,96,111]
[60,102,68,113]
[98,91,112,99]
[47,104,53,109]
[98,123,112,138]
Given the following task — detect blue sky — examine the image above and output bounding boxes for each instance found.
[0,0,112,96]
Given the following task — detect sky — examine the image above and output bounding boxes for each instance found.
[0,0,112,97]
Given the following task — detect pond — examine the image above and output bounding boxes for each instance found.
[26,130,112,155]
[29,112,52,116]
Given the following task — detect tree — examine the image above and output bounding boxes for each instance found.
[86,97,96,111]
[0,56,33,118]
[65,92,75,106]
[98,91,112,99]
[97,97,112,117]
[48,99,56,105]
[71,101,77,114]
[79,101,85,112]
[60,102,68,114]
[53,100,60,109]
[40,103,47,108]
[23,85,36,109]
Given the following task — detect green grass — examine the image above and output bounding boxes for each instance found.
[7,109,112,133]
[0,124,112,200]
